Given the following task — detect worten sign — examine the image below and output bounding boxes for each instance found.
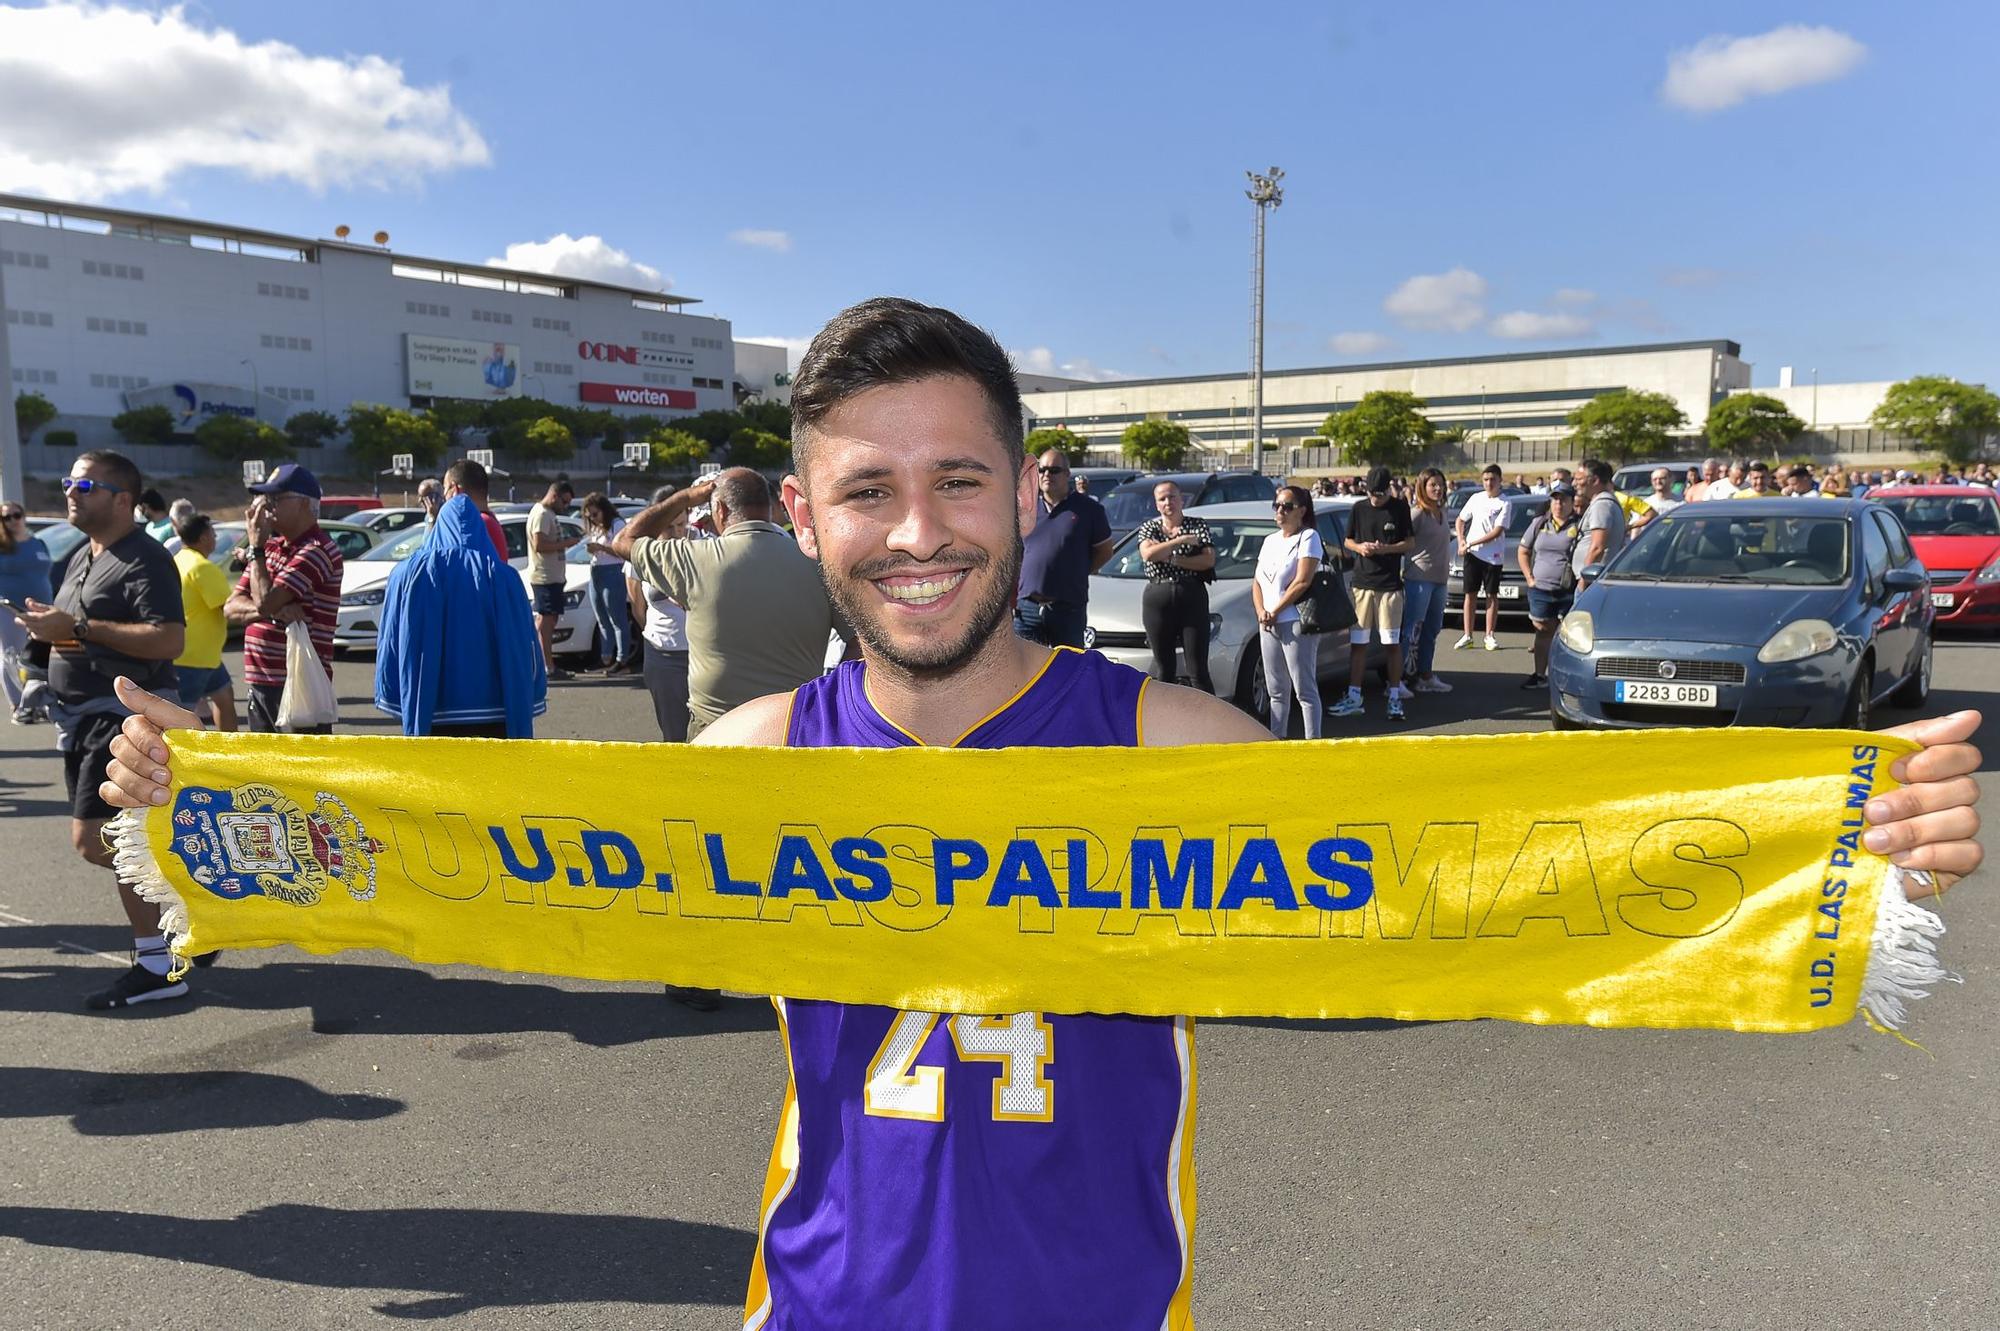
[578,340,697,371]
[580,382,696,410]
[406,335,522,401]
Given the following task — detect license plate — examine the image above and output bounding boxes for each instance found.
[1931,592,1955,608]
[1615,680,1717,707]
[1498,583,1521,599]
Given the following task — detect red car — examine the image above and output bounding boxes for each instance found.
[316,494,384,521]
[1866,485,2000,630]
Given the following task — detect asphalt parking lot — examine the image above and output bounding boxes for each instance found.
[2,635,1994,1331]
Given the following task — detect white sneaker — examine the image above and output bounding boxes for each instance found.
[1452,634,1474,650]
[1483,635,1499,651]
[1414,675,1453,694]
[1388,682,1414,701]
[1327,693,1365,718]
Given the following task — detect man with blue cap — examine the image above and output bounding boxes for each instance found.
[224,463,343,734]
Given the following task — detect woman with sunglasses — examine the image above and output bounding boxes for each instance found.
[1251,485,1324,738]
[0,504,54,722]
[1397,468,1454,696]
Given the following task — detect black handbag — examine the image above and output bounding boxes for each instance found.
[1296,567,1357,635]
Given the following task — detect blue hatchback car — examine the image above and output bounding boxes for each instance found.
[1548,498,1934,730]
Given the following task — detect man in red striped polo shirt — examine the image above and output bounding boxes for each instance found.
[224,463,344,734]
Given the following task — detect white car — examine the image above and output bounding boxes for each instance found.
[1085,498,1362,718]
[351,506,429,536]
[335,512,599,660]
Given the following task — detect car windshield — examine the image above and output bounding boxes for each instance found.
[1871,493,2000,537]
[27,519,86,562]
[1102,488,1160,530]
[1607,513,1851,585]
[359,527,431,562]
[1098,518,1278,580]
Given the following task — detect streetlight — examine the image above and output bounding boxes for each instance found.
[0,251,21,505]
[240,358,259,420]
[1245,166,1284,476]
[1810,367,1819,434]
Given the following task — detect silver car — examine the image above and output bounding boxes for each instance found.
[1085,498,1361,717]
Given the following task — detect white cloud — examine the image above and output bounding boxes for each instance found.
[0,2,488,198]
[1662,25,1866,113]
[1330,331,1393,357]
[1011,346,1125,383]
[728,228,793,253]
[1383,268,1487,332]
[737,335,812,371]
[1552,288,1597,307]
[1488,310,1596,341]
[486,234,669,292]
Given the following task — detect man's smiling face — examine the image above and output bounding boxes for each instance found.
[784,374,1035,678]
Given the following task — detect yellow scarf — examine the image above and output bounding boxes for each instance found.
[114,726,1946,1030]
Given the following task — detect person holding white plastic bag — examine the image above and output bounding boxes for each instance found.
[224,463,343,733]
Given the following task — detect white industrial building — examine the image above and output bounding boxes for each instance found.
[0,192,746,478]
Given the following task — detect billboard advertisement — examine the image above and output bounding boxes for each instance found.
[579,381,696,410]
[405,334,522,400]
[124,381,293,425]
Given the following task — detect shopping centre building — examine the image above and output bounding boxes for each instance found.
[0,192,755,478]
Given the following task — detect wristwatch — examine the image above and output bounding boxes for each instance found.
[73,614,91,642]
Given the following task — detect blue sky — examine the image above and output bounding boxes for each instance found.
[2,1,1993,387]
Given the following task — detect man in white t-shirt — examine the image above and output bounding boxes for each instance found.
[526,476,580,678]
[1705,459,1745,501]
[1453,464,1510,651]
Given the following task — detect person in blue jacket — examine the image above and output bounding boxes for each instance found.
[374,492,545,737]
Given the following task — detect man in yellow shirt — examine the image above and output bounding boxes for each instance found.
[171,515,237,731]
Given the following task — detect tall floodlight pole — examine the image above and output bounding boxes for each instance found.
[1245,166,1284,475]
[0,257,22,505]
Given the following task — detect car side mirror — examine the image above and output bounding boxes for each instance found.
[1580,563,1606,582]
[1882,567,1927,593]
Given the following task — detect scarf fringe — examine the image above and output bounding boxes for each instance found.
[109,807,193,972]
[1859,866,1953,1029]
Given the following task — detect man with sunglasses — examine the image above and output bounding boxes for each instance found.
[16,450,189,1009]
[1015,447,1112,648]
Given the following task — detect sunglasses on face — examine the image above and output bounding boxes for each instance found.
[60,477,118,495]
[1273,500,1302,512]
[1,511,23,522]
[1037,465,1068,475]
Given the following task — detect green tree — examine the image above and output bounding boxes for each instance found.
[728,427,792,470]
[1487,432,1522,444]
[112,404,177,445]
[1706,392,1805,457]
[284,409,342,450]
[346,403,448,469]
[1119,418,1192,470]
[682,408,747,450]
[1872,376,2000,467]
[14,391,56,440]
[1025,425,1088,465]
[424,398,487,444]
[647,426,712,472]
[1564,389,1686,463]
[569,409,625,450]
[194,413,292,463]
[1320,390,1435,468]
[518,415,576,462]
[738,399,793,438]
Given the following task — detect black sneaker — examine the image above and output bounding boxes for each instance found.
[85,963,189,1011]
[665,984,722,1012]
[1518,673,1548,690]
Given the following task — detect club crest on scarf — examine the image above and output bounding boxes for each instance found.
[168,783,382,907]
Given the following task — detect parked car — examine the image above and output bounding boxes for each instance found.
[1447,493,1551,621]
[1548,498,1933,730]
[334,512,596,659]
[316,494,383,521]
[1085,497,1362,720]
[1099,472,1278,545]
[23,517,88,598]
[351,506,429,535]
[1071,466,1143,495]
[1612,461,1687,497]
[1863,485,2000,633]
[209,519,380,571]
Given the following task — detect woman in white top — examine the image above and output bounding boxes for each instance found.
[580,492,636,673]
[1251,484,1325,738]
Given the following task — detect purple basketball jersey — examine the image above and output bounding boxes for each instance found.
[743,648,1196,1330]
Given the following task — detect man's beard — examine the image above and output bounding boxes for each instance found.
[822,534,1022,679]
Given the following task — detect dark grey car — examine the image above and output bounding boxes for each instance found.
[1100,471,1278,545]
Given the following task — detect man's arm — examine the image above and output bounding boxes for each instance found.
[693,691,794,746]
[18,600,183,660]
[1142,679,1274,745]
[1088,538,1116,573]
[608,481,716,562]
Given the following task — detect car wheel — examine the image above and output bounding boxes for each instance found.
[1840,655,1873,730]
[1890,632,1933,708]
[1233,649,1270,724]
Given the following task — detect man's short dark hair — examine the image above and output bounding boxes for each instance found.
[1746,460,1770,475]
[1579,458,1613,485]
[715,467,772,514]
[444,458,491,500]
[551,475,574,498]
[139,487,167,512]
[1481,464,1503,478]
[175,513,213,545]
[79,449,142,499]
[789,297,1024,483]
[651,483,678,504]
